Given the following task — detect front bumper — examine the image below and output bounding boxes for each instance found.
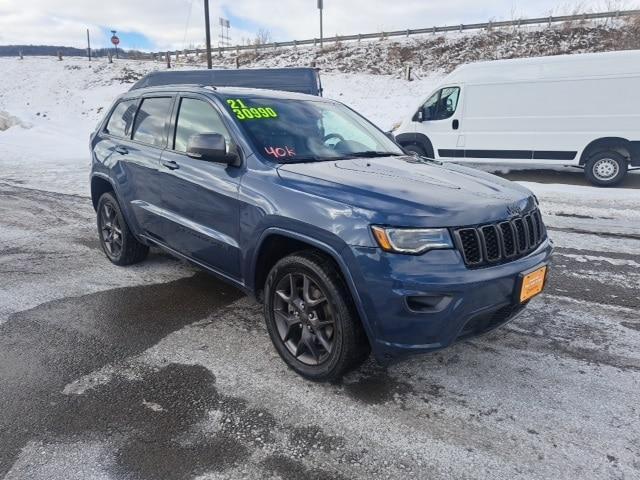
[345,238,554,363]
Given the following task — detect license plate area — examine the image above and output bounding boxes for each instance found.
[517,266,547,303]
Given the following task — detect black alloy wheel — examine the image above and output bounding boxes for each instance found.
[96,192,149,266]
[264,251,370,381]
[100,201,123,258]
[273,272,336,366]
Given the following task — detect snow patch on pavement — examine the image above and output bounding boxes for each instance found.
[556,252,640,267]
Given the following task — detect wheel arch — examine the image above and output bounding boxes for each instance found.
[395,132,435,158]
[90,173,145,242]
[251,228,374,342]
[579,137,634,166]
[90,174,116,211]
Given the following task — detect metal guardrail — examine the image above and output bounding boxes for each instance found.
[153,9,640,59]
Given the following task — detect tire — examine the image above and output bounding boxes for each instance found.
[263,251,370,381]
[96,192,149,266]
[584,150,628,187]
[403,143,427,157]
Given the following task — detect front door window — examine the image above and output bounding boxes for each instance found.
[421,87,460,121]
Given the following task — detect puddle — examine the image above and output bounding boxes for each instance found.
[261,455,348,480]
[50,364,250,480]
[0,273,242,476]
[341,365,414,405]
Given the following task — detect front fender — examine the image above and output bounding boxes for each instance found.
[248,226,376,348]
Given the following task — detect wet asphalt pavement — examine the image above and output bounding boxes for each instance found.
[1,180,639,480]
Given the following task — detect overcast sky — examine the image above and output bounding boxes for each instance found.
[0,0,633,51]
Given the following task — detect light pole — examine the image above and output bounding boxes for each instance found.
[204,0,213,69]
[318,0,324,48]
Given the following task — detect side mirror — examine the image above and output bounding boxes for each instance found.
[186,133,239,165]
[413,109,425,122]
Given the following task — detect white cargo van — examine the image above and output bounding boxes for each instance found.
[393,50,640,186]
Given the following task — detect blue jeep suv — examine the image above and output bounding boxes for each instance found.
[90,84,553,380]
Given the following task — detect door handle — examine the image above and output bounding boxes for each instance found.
[114,145,129,155]
[452,119,459,130]
[162,159,180,170]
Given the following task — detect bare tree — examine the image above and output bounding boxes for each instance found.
[254,28,273,45]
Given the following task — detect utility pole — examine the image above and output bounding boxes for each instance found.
[86,29,91,61]
[204,0,213,69]
[318,0,324,48]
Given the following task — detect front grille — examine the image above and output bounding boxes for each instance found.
[454,208,547,268]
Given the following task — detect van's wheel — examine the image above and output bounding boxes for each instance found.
[263,251,370,381]
[96,192,149,266]
[584,150,628,187]
[404,143,427,157]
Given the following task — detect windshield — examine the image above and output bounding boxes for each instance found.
[220,95,404,163]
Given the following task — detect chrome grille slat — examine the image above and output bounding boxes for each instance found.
[454,208,547,268]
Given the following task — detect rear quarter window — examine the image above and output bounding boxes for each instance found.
[105,99,138,138]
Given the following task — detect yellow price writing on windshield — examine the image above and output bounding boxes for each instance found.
[226,99,278,120]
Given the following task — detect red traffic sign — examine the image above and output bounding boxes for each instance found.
[111,35,120,46]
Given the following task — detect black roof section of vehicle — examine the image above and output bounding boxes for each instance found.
[129,68,323,96]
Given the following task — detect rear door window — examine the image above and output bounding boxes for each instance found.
[132,97,173,147]
[105,99,137,138]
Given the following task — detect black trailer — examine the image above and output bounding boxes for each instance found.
[129,68,322,96]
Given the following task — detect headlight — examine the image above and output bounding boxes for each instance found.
[371,226,454,254]
[390,121,401,132]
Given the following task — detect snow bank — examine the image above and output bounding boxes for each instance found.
[0,111,29,131]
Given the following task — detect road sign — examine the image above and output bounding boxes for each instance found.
[111,35,120,46]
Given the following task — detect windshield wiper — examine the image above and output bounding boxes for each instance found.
[337,151,403,159]
[277,155,331,164]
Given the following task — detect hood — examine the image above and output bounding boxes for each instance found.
[277,156,535,227]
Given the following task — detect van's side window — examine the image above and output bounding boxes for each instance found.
[132,97,173,147]
[174,98,231,152]
[435,87,460,120]
[105,99,137,138]
[421,87,460,121]
[421,92,440,121]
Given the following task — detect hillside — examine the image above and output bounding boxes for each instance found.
[182,19,640,76]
